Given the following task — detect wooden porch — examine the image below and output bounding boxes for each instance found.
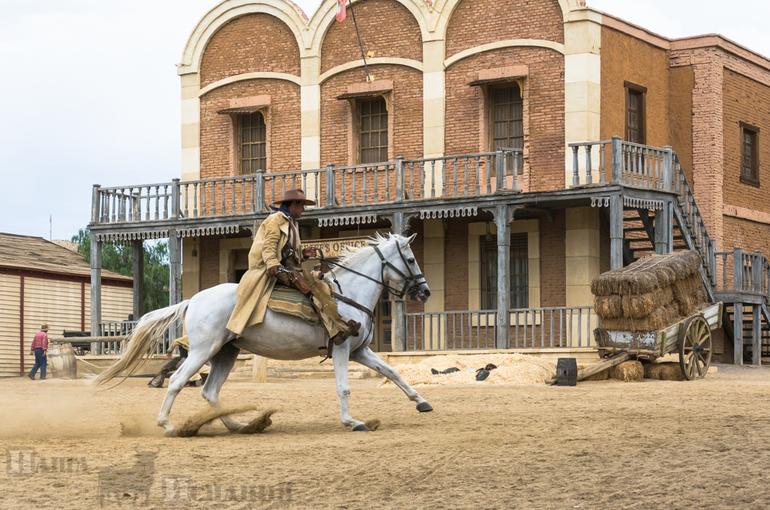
[86,137,768,364]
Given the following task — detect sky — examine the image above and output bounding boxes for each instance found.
[1,0,768,241]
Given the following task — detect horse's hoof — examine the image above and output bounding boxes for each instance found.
[416,402,433,413]
[163,427,179,437]
[352,424,370,432]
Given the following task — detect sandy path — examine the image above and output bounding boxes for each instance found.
[1,364,769,509]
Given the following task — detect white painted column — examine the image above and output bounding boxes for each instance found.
[423,219,445,348]
[180,72,201,183]
[301,55,322,202]
[422,38,446,196]
[565,207,601,346]
[563,10,602,186]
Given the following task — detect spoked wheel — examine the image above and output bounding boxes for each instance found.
[679,315,712,380]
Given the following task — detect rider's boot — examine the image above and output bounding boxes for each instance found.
[331,319,361,345]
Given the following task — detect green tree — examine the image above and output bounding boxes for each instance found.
[72,229,169,314]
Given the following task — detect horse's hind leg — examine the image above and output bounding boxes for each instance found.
[157,351,216,436]
[199,342,248,432]
[333,346,368,431]
[351,347,433,412]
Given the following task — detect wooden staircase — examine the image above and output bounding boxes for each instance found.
[722,302,770,362]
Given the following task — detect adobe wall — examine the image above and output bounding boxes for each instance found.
[599,26,671,148]
[722,68,770,215]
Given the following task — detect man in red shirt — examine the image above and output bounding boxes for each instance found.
[29,324,49,380]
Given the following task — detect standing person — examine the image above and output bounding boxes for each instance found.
[29,324,49,380]
[226,189,360,346]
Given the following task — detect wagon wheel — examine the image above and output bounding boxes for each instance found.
[679,315,712,380]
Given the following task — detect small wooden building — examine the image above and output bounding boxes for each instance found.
[0,233,133,377]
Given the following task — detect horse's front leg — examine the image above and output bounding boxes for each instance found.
[351,347,433,413]
[332,344,369,431]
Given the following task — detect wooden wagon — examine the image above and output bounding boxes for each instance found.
[590,302,722,380]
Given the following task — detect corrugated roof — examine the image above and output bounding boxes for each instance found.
[0,232,132,282]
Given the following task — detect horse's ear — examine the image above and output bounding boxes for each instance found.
[406,233,417,245]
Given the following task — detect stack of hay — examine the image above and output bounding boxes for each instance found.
[592,250,709,331]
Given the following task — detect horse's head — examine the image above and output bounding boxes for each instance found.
[380,233,431,303]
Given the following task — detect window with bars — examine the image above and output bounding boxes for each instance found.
[740,122,759,185]
[358,96,388,164]
[489,83,524,174]
[481,232,529,310]
[625,83,646,144]
[239,111,266,174]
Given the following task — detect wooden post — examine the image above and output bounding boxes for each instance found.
[171,178,180,219]
[495,150,505,191]
[654,199,672,254]
[752,304,761,366]
[734,301,743,366]
[168,230,182,339]
[494,204,512,349]
[662,146,674,192]
[611,136,622,183]
[252,354,268,383]
[325,164,335,207]
[90,237,102,354]
[609,194,623,269]
[91,184,101,224]
[132,240,144,320]
[395,156,404,202]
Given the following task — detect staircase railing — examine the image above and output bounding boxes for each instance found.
[570,137,717,296]
[715,248,770,296]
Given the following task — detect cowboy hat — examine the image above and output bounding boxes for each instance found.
[273,189,315,206]
[41,324,49,332]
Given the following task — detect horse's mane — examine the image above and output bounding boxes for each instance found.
[335,232,403,268]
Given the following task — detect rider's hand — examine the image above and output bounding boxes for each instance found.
[267,265,284,277]
[302,246,317,258]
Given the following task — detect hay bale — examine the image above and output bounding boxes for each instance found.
[672,274,709,316]
[594,294,622,319]
[609,360,644,382]
[621,287,674,318]
[644,362,685,381]
[591,251,703,296]
[600,301,681,332]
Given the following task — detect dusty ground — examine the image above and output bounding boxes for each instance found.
[2,363,770,509]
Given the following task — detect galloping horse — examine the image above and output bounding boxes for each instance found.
[95,233,433,435]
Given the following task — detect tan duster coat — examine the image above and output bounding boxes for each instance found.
[226,211,295,335]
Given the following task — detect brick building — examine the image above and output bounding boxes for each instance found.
[88,0,770,363]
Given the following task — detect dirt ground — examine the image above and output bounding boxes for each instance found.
[2,363,770,509]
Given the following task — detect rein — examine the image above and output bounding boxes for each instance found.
[318,242,425,300]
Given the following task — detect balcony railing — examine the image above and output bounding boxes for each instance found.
[404,306,597,350]
[91,150,524,226]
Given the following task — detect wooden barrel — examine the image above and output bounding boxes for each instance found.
[48,344,77,379]
[556,357,577,386]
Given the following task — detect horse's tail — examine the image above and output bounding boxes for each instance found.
[92,300,190,387]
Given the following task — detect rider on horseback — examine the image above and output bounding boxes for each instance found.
[226,189,360,347]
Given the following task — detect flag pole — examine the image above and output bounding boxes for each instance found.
[347,0,372,82]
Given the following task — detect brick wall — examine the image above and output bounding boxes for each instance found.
[444,217,471,311]
[199,235,222,291]
[445,0,563,58]
[320,65,424,165]
[321,0,422,74]
[445,48,564,191]
[200,13,300,88]
[200,79,301,177]
[539,209,566,307]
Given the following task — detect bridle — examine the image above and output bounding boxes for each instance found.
[319,239,426,300]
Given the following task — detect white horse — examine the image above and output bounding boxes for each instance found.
[94,233,432,436]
